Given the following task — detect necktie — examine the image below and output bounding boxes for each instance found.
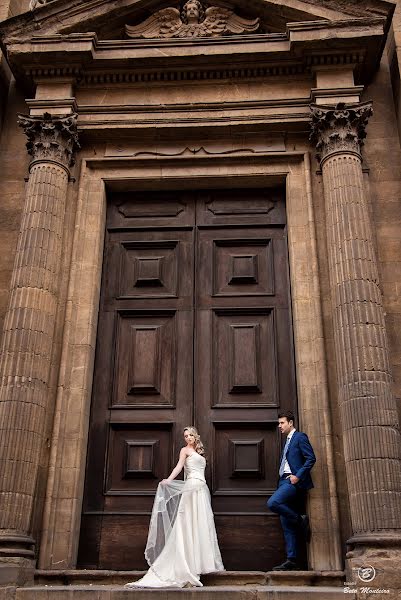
[279,436,291,477]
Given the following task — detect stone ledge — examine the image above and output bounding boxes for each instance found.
[16,585,350,600]
[35,569,345,587]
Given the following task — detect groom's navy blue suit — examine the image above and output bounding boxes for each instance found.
[267,431,316,562]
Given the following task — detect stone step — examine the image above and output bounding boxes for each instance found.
[34,569,345,588]
[16,585,350,600]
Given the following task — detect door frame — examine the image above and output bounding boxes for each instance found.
[38,151,342,572]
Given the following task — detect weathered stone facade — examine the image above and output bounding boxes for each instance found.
[0,1,400,598]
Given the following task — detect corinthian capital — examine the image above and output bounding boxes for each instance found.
[18,112,80,170]
[310,102,373,163]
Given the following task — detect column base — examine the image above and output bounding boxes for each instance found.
[0,535,35,559]
[345,542,401,598]
[347,532,401,547]
[0,534,35,587]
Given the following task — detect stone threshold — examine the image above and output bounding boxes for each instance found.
[15,585,351,600]
[35,569,345,587]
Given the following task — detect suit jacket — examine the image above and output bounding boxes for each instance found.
[281,430,316,490]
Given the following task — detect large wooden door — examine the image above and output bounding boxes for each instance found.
[78,188,296,570]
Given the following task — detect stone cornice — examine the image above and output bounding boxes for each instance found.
[1,0,393,42]
[286,16,386,33]
[0,18,386,91]
[18,112,80,170]
[298,0,394,20]
[309,101,373,163]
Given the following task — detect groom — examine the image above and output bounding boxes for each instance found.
[267,411,316,571]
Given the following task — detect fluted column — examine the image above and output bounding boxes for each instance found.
[0,113,79,560]
[310,102,401,546]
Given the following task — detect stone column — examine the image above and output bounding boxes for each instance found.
[0,113,79,575]
[310,102,401,572]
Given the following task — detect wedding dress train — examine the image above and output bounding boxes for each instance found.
[125,452,224,588]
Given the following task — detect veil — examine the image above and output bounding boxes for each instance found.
[144,478,206,566]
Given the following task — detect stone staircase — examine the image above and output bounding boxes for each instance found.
[11,570,350,599]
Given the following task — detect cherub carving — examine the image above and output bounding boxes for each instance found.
[126,1,260,39]
[29,0,49,10]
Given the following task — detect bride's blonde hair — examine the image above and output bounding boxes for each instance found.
[183,426,205,456]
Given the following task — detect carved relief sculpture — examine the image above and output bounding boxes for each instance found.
[126,1,260,39]
[29,0,49,10]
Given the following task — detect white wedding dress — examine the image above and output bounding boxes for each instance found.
[125,451,224,588]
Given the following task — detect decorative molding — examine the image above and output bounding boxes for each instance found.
[309,101,373,163]
[207,203,276,217]
[126,1,259,39]
[81,62,306,85]
[109,146,282,159]
[22,50,366,87]
[310,86,364,103]
[229,438,265,478]
[117,201,185,218]
[26,99,78,114]
[18,112,80,170]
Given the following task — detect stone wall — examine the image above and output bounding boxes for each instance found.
[0,2,30,124]
[363,56,401,427]
[389,2,401,142]
[382,6,401,428]
[0,83,29,338]
[0,0,30,326]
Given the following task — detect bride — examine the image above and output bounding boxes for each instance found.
[125,426,224,588]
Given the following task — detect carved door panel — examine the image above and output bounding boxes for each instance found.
[195,189,296,571]
[78,192,195,569]
[78,188,297,571]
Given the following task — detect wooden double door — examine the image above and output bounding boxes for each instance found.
[78,188,297,571]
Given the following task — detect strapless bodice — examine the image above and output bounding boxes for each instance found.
[184,452,206,482]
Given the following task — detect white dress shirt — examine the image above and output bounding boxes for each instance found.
[282,428,296,475]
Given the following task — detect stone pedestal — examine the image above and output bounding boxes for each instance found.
[0,113,79,583]
[310,102,401,591]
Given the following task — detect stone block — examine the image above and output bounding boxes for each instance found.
[382,283,401,312]
[14,585,350,600]
[0,559,34,587]
[379,262,401,283]
[346,549,401,598]
[0,589,16,600]
[59,437,82,470]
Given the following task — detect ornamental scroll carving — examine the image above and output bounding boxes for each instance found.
[310,102,373,163]
[18,112,80,170]
[126,1,260,39]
